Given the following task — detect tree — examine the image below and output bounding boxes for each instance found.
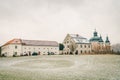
[59,43,64,50]
[0,47,1,57]
[71,45,75,52]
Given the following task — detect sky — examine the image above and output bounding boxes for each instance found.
[0,0,120,45]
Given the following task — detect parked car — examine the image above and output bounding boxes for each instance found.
[48,52,54,55]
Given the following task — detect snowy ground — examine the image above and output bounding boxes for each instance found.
[0,55,120,80]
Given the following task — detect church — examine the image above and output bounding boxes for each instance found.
[62,30,111,55]
[89,29,111,54]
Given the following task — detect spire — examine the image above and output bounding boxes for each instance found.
[93,29,98,37]
[105,36,110,43]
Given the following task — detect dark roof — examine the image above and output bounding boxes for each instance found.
[89,30,104,42]
[22,40,58,46]
[89,36,100,42]
[105,36,110,43]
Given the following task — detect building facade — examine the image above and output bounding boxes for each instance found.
[62,34,91,55]
[1,39,59,56]
[89,30,111,54]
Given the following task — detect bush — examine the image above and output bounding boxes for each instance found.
[0,47,1,57]
[1,54,6,57]
[13,54,16,57]
[32,52,38,56]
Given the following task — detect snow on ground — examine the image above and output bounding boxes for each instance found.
[0,55,120,80]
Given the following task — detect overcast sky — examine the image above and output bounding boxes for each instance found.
[0,0,120,45]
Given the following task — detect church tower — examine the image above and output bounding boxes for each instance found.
[89,29,102,53]
[105,36,111,52]
[99,35,104,52]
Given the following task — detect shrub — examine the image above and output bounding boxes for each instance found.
[32,52,38,56]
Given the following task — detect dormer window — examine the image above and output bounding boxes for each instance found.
[76,34,79,37]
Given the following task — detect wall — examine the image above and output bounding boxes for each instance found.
[22,45,59,55]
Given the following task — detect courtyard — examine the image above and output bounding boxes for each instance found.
[0,55,120,80]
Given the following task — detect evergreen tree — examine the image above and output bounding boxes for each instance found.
[59,43,64,50]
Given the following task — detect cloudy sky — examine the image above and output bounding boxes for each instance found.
[0,0,120,45]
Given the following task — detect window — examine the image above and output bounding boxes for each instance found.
[15,46,17,49]
[81,50,82,53]
[88,45,90,48]
[85,50,86,53]
[67,45,69,48]
[89,50,91,53]
[14,52,17,55]
[67,41,69,43]
[80,45,82,48]
[84,45,86,48]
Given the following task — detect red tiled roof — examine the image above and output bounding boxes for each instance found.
[3,38,21,46]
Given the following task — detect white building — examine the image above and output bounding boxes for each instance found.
[1,39,59,56]
[63,34,91,55]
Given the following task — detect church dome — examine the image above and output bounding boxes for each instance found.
[89,29,101,42]
[99,35,104,42]
[89,36,100,42]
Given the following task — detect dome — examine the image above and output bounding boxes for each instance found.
[89,29,101,42]
[89,36,100,42]
[99,35,104,42]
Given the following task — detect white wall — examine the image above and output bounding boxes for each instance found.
[22,45,59,55]
[1,44,59,56]
[76,44,91,54]
[1,44,22,56]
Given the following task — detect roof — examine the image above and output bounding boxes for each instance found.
[89,30,104,42]
[2,38,21,46]
[2,39,58,47]
[69,34,86,39]
[89,36,101,42]
[69,34,90,44]
[22,40,58,46]
[105,36,110,43]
